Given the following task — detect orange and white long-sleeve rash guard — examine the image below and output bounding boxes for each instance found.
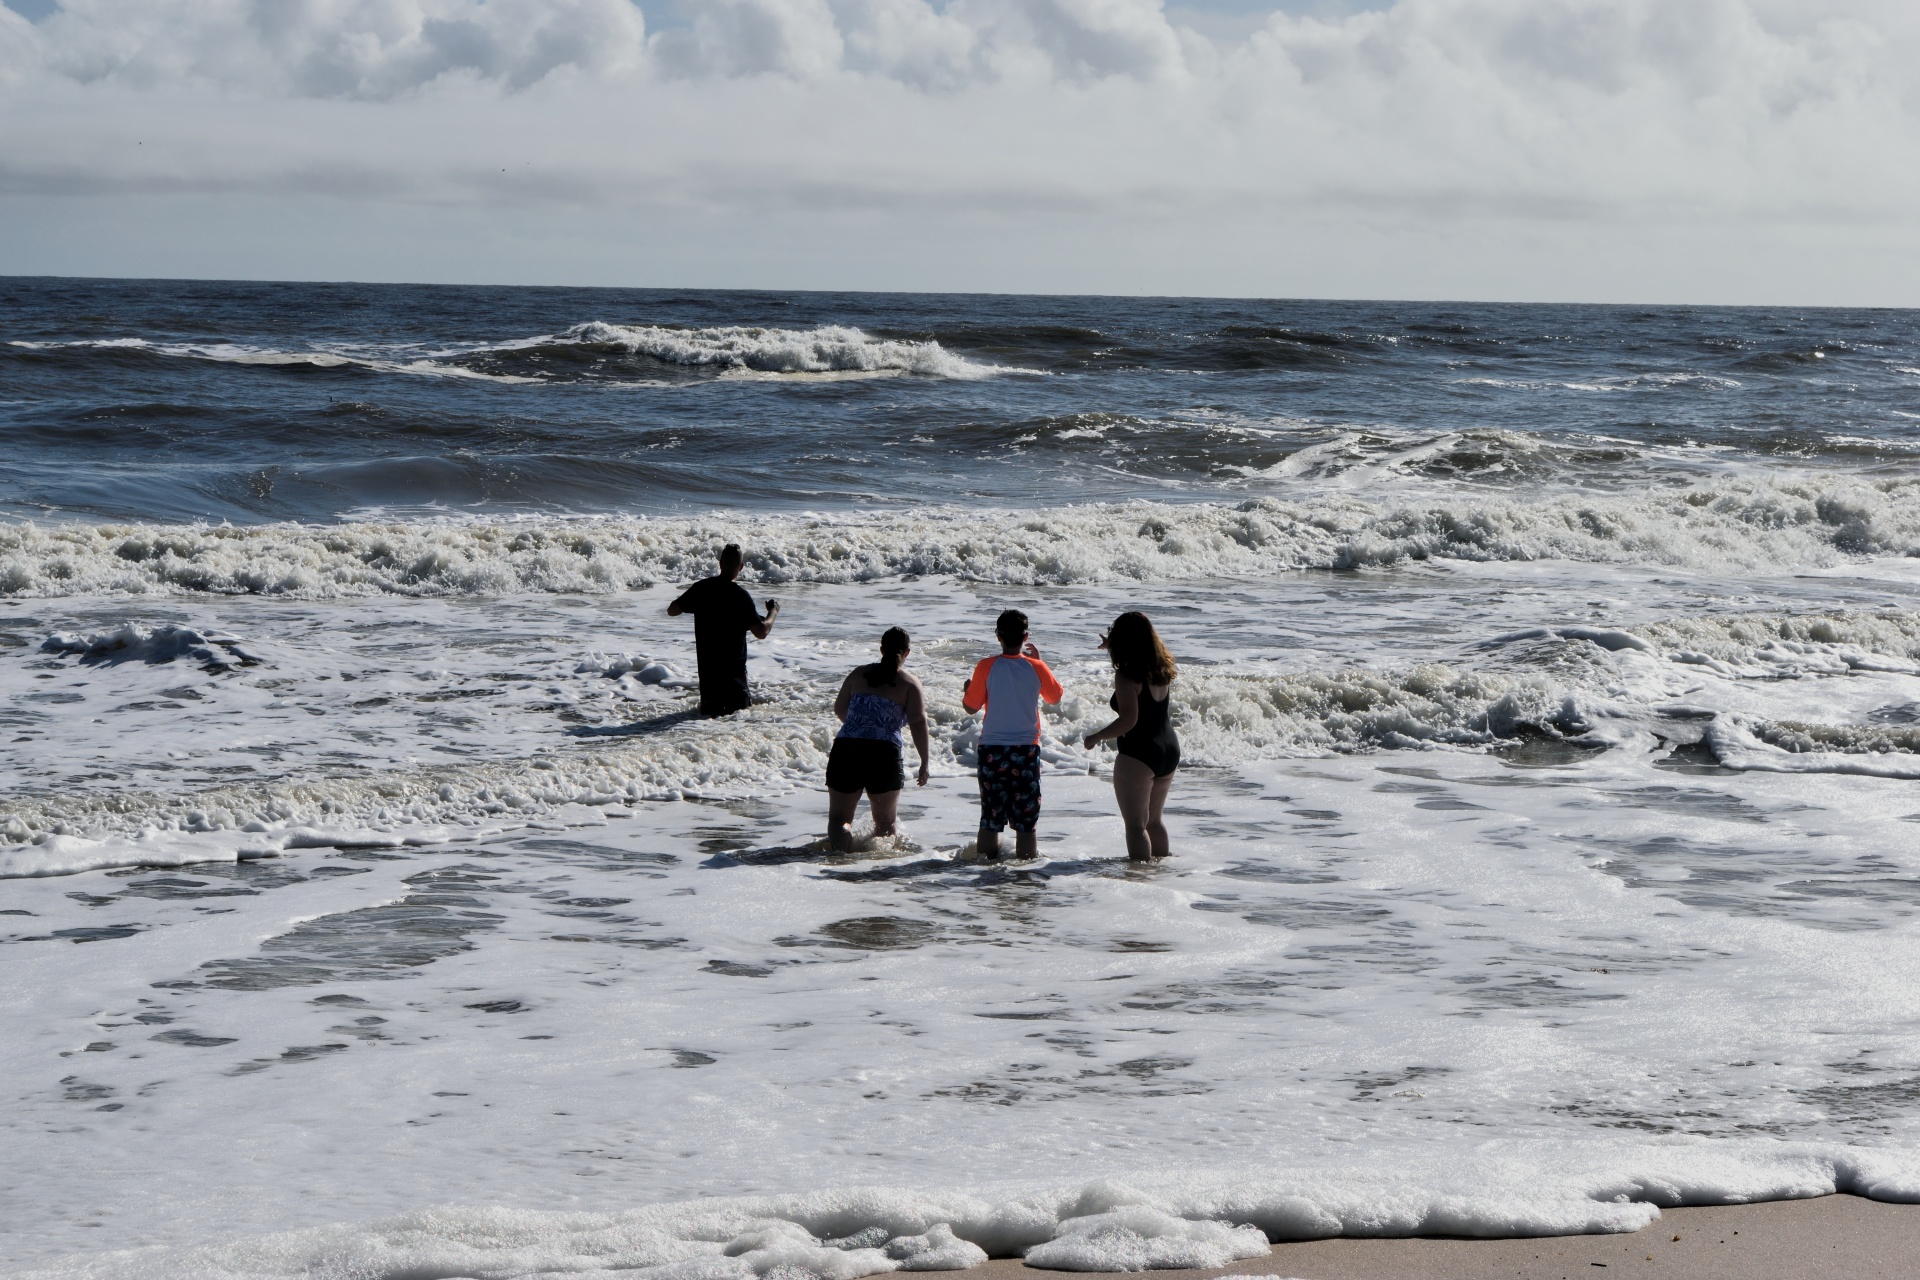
[963,653,1065,746]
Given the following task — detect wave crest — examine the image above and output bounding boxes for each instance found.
[6,477,1920,600]
[560,321,1001,378]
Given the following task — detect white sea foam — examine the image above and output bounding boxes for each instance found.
[558,321,1005,379]
[1707,716,1920,778]
[6,477,1920,599]
[7,339,546,384]
[10,1145,1919,1279]
[12,566,1920,1272]
[9,323,1006,385]
[40,623,258,671]
[16,595,1920,867]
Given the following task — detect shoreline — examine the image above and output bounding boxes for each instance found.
[983,1195,1918,1280]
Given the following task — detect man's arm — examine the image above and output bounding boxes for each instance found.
[750,599,780,641]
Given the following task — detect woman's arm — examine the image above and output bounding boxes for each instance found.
[904,676,932,786]
[833,670,857,722]
[1083,674,1139,749]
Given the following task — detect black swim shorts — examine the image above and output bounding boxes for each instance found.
[826,737,906,795]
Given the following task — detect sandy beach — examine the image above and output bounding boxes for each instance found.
[975,1195,1919,1280]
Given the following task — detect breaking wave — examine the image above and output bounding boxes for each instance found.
[7,338,545,384]
[551,321,1004,378]
[9,321,1006,385]
[26,605,1920,870]
[4,476,1920,599]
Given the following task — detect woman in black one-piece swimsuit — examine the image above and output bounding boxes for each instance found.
[1082,611,1179,862]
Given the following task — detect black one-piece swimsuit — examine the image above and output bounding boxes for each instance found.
[1112,685,1180,778]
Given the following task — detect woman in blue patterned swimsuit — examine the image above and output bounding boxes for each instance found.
[826,627,931,851]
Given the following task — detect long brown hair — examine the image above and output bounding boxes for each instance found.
[1105,611,1175,686]
[865,627,910,687]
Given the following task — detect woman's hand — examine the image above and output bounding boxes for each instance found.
[916,760,931,787]
[1082,732,1101,750]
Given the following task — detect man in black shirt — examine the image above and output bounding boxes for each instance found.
[667,543,780,716]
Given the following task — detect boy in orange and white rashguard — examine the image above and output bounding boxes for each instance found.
[961,609,1064,861]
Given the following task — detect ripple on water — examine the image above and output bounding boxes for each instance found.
[782,916,943,950]
[164,866,503,990]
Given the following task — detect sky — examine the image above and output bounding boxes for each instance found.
[0,0,1915,304]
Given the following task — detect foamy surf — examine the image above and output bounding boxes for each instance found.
[8,320,1009,386]
[4,476,1920,599]
[6,339,548,384]
[8,1132,1920,1276]
[12,594,1920,875]
[557,321,1008,379]
[13,287,1920,1278]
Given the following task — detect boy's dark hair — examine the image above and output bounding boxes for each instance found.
[995,609,1028,653]
[719,543,743,569]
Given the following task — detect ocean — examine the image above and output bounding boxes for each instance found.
[5,279,1920,1278]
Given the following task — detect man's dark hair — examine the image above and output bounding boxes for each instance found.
[995,609,1028,653]
[719,543,744,569]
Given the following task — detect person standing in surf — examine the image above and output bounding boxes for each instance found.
[826,627,931,851]
[1082,611,1179,862]
[666,543,779,716]
[961,609,1063,861]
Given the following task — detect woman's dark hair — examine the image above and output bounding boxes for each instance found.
[1105,611,1176,686]
[865,627,910,686]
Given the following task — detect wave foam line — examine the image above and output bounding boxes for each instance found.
[8,338,546,384]
[0,701,837,877]
[1707,716,1920,778]
[557,321,1005,378]
[14,1143,1920,1280]
[12,320,1008,383]
[6,476,1920,598]
[9,606,1920,872]
[11,604,1920,869]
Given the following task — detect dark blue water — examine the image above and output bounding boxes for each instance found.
[3,277,1918,525]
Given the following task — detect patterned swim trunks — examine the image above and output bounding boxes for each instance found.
[977,743,1042,833]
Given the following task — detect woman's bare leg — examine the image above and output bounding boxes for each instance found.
[1147,770,1175,858]
[827,790,861,851]
[869,789,902,838]
[1112,755,1156,862]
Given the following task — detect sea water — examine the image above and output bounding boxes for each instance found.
[5,282,1920,1277]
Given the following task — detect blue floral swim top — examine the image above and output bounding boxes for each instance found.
[838,693,907,746]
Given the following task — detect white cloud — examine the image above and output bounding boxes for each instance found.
[0,0,1916,301]
[7,0,649,97]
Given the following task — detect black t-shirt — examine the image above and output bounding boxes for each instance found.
[672,575,759,682]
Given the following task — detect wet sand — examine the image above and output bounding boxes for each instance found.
[980,1195,1920,1280]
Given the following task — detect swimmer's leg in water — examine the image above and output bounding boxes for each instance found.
[869,787,901,840]
[972,827,1036,861]
[827,789,861,852]
[1114,754,1176,861]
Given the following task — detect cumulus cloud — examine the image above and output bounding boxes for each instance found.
[4,0,647,96]
[0,0,1916,298]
